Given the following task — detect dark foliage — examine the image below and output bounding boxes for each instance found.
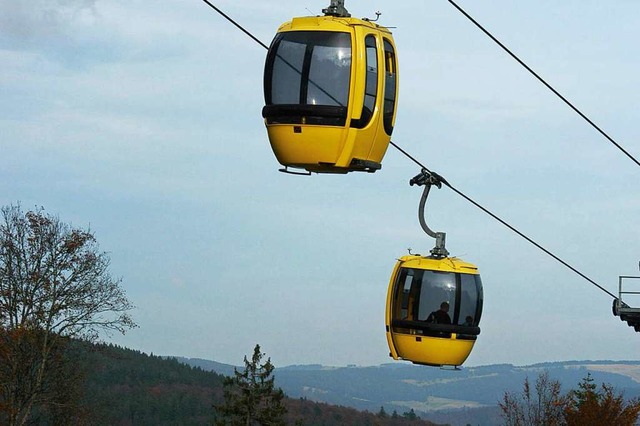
[79,342,224,425]
[285,398,440,426]
[214,344,286,425]
[67,342,442,425]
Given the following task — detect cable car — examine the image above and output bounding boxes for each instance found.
[262,0,399,174]
[385,255,483,367]
[385,169,483,367]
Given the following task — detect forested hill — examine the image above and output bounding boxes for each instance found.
[79,343,442,425]
[177,357,640,426]
[80,343,223,424]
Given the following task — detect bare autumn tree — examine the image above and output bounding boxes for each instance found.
[0,204,136,425]
[499,372,568,426]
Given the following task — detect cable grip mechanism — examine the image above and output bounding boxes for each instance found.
[410,169,449,258]
[323,0,351,17]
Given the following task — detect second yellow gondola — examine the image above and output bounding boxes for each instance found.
[384,169,484,367]
[262,1,399,174]
[385,255,483,367]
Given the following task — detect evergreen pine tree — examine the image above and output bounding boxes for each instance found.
[572,373,597,406]
[214,344,286,425]
[403,408,418,420]
[565,373,640,426]
[377,406,387,418]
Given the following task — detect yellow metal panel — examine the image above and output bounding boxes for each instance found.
[282,16,393,33]
[390,333,476,367]
[348,26,368,122]
[394,255,480,274]
[368,34,398,161]
[266,125,348,167]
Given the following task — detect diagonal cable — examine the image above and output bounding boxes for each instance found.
[203,1,618,300]
[200,0,270,49]
[446,0,640,169]
[390,141,616,299]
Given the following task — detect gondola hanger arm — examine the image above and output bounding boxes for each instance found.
[410,169,449,258]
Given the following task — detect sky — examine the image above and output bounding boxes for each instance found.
[1,0,639,368]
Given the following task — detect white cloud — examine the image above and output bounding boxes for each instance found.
[0,0,98,41]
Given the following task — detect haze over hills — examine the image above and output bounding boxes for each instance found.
[175,357,640,426]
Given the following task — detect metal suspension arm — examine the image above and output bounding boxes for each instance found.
[410,169,449,258]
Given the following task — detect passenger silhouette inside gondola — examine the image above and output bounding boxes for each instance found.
[427,302,451,325]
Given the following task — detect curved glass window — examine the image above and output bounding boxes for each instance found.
[459,273,483,326]
[391,268,483,328]
[350,35,378,129]
[364,36,378,115]
[382,39,397,135]
[265,31,351,107]
[354,35,378,129]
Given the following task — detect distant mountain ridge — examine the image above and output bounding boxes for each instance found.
[175,357,640,426]
[171,357,238,377]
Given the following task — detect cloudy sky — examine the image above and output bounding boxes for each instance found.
[2,0,639,368]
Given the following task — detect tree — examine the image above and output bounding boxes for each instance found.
[500,371,640,426]
[214,344,287,425]
[0,204,136,425]
[377,406,388,418]
[402,408,418,420]
[564,373,640,426]
[499,372,567,426]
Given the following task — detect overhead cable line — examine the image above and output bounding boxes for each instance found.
[446,0,640,169]
[390,142,617,300]
[200,0,269,49]
[202,1,617,300]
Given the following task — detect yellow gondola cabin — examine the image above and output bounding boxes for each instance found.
[262,2,399,174]
[385,255,484,367]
